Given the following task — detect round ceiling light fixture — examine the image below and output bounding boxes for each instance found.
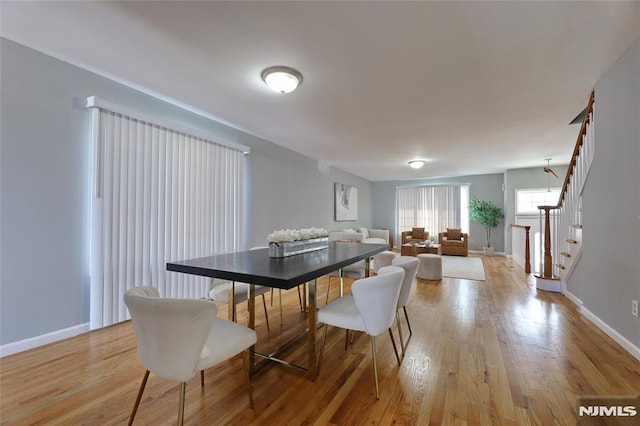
[408,160,425,169]
[261,66,303,93]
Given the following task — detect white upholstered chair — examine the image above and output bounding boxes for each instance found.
[317,265,404,399]
[325,233,368,303]
[391,256,419,354]
[246,246,304,318]
[124,286,256,425]
[208,246,274,330]
[248,245,305,316]
[373,250,397,273]
[209,278,272,330]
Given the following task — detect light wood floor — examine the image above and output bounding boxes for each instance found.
[2,255,639,425]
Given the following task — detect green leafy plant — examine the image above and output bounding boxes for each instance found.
[469,198,503,248]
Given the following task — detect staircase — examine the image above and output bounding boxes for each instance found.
[537,92,594,291]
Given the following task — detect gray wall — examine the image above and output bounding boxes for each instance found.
[246,145,372,248]
[567,39,640,347]
[0,38,371,345]
[372,173,505,252]
[503,165,570,254]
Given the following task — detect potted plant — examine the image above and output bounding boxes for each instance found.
[469,198,503,255]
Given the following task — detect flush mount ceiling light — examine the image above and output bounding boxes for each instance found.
[261,66,303,93]
[408,160,425,169]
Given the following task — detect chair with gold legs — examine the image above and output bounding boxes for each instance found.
[251,246,305,325]
[317,265,404,399]
[390,256,419,355]
[209,278,272,330]
[124,286,256,425]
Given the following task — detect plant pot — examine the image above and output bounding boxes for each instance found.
[483,247,494,256]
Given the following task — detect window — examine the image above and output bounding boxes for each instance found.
[87,97,248,329]
[396,184,469,239]
[516,188,561,215]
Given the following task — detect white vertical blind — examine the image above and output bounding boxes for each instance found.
[396,185,464,238]
[88,99,246,329]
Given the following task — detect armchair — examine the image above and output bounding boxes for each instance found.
[401,227,429,245]
[438,228,468,256]
[366,228,390,244]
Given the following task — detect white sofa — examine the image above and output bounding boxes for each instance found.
[329,227,390,245]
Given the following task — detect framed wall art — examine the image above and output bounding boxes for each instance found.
[334,183,358,221]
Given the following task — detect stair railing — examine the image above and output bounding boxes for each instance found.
[538,91,594,280]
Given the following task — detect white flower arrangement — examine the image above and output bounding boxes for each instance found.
[267,227,329,243]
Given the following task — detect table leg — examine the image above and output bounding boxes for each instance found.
[248,283,256,373]
[302,282,308,311]
[365,258,371,277]
[307,279,317,380]
[229,282,236,321]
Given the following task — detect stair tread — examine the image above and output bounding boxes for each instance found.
[566,239,578,244]
[555,263,566,270]
[560,252,571,257]
[571,224,583,229]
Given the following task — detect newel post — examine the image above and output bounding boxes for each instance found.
[524,226,531,274]
[538,206,554,278]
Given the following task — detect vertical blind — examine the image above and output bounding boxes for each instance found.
[87,98,247,329]
[396,185,462,238]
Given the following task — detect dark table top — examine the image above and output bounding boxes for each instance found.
[166,242,388,289]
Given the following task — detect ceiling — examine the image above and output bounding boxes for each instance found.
[2,1,639,182]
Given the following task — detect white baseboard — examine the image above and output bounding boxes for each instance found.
[0,323,90,358]
[469,250,506,256]
[564,289,583,307]
[564,295,640,362]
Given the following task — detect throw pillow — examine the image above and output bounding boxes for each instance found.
[342,228,357,234]
[446,228,462,240]
[412,227,425,239]
[358,227,370,239]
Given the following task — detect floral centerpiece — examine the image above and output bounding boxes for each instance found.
[267,227,328,243]
[267,227,329,258]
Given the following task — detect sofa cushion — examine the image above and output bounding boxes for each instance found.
[443,240,464,247]
[363,237,386,244]
[329,231,363,242]
[446,228,462,240]
[358,227,370,239]
[412,227,425,239]
[342,228,357,234]
[368,228,389,243]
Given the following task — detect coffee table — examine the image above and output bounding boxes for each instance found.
[401,243,442,256]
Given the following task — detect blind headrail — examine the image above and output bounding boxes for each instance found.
[85,96,250,154]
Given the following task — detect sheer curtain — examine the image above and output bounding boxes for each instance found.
[396,185,464,239]
[87,97,248,329]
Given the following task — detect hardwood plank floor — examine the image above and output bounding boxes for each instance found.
[2,256,639,425]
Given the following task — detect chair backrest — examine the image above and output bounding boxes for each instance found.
[351,265,404,336]
[124,286,217,382]
[391,256,419,308]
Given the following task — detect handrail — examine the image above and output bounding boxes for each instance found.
[557,90,595,208]
[535,91,594,282]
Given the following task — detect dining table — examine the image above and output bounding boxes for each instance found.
[166,241,388,379]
